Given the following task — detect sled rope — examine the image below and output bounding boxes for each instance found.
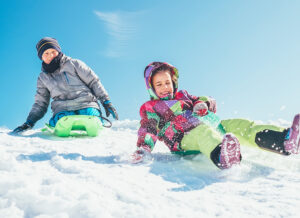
[100,115,112,128]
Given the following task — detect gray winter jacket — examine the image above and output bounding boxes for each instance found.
[26,55,109,124]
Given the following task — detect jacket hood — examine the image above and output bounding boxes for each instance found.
[144,62,179,100]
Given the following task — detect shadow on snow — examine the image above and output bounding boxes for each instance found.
[17,152,122,164]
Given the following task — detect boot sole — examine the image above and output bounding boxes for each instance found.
[220,134,241,169]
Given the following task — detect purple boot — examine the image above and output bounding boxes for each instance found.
[219,133,241,169]
[284,114,300,154]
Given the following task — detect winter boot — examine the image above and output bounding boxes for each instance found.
[255,114,300,155]
[255,128,290,155]
[284,114,300,154]
[211,133,241,169]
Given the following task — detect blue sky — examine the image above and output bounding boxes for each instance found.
[1,0,299,129]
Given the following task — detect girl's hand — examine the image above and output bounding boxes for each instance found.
[206,97,217,113]
[193,101,208,116]
[131,146,152,164]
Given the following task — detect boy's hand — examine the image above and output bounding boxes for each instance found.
[12,122,33,134]
[131,146,152,164]
[103,100,119,120]
[193,101,208,116]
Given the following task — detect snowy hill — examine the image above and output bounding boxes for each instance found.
[1,119,300,218]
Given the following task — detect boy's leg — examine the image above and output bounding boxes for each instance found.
[221,119,290,155]
[76,107,101,116]
[49,111,76,127]
[76,108,103,123]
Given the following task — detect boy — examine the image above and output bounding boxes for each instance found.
[13,37,118,133]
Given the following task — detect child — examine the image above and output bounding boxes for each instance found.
[132,61,300,169]
[13,37,118,133]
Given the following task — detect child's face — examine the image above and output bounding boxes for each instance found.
[42,48,59,64]
[152,70,174,98]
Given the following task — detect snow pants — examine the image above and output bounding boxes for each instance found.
[49,108,102,127]
[180,118,285,159]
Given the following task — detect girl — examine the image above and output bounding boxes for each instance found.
[13,37,118,133]
[132,61,300,169]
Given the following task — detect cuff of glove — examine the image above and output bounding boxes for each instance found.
[193,100,205,106]
[103,100,111,105]
[198,96,209,102]
[25,120,34,127]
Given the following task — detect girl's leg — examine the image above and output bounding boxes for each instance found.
[221,119,290,155]
[283,114,300,154]
[181,124,223,157]
[181,124,241,169]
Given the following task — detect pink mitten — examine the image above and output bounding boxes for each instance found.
[131,146,152,164]
[193,101,208,116]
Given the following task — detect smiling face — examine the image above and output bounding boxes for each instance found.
[152,70,174,99]
[42,48,59,64]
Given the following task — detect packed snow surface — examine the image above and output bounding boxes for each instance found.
[1,119,300,218]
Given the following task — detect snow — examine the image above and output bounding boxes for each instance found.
[1,119,300,218]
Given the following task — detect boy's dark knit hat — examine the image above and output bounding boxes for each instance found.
[36,37,61,59]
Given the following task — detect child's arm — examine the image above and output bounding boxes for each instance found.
[136,103,160,152]
[26,76,50,126]
[132,103,159,163]
[71,59,118,119]
[71,59,110,104]
[184,90,217,113]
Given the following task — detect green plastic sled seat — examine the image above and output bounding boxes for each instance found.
[43,115,103,137]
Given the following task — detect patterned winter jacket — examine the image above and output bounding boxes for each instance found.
[137,90,214,152]
[137,62,216,152]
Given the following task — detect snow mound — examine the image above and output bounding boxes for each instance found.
[0,120,300,218]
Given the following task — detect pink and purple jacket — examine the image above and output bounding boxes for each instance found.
[137,62,216,152]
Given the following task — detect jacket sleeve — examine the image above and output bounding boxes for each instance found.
[137,103,160,152]
[72,59,110,104]
[26,76,50,125]
[184,90,217,113]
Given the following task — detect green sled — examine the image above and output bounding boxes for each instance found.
[41,115,103,137]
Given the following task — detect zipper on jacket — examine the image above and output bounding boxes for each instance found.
[63,72,70,84]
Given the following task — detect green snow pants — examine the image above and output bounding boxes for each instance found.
[180,118,284,159]
[221,119,284,148]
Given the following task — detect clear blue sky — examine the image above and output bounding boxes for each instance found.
[1,0,299,129]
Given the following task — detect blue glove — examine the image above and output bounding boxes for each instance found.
[12,121,33,133]
[103,100,118,120]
